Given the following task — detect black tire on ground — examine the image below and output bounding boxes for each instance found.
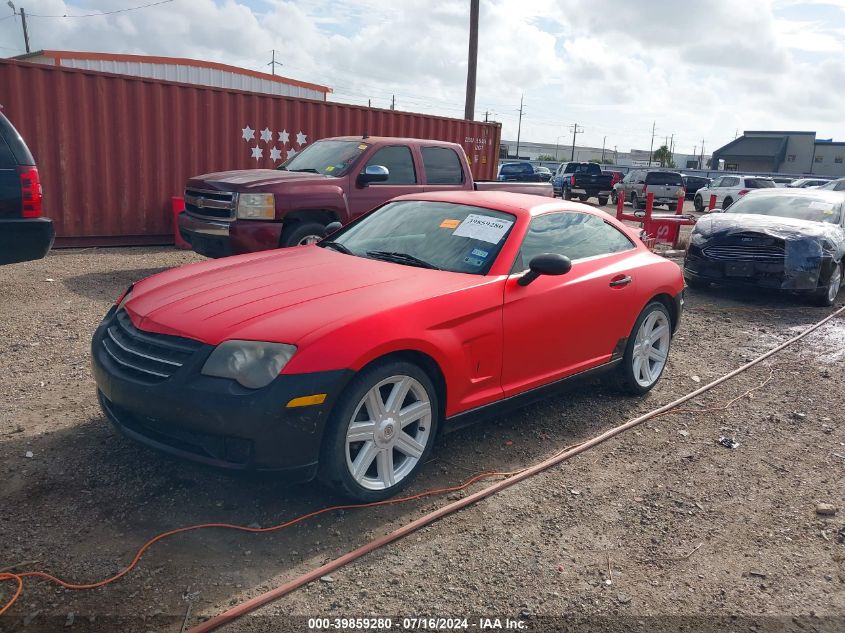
[694,195,704,212]
[563,189,572,200]
[598,196,608,206]
[684,273,710,290]
[280,221,327,247]
[812,261,842,307]
[723,197,734,209]
[630,193,640,210]
[614,301,673,396]
[611,190,618,204]
[578,194,589,202]
[318,360,440,502]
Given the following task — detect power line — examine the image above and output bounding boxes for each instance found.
[24,0,174,19]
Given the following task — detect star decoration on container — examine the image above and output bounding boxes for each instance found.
[269,147,283,161]
[260,128,273,143]
[278,129,290,144]
[251,146,263,160]
[242,125,254,141]
[287,148,298,160]
[296,131,307,146]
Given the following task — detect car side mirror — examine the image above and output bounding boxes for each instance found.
[358,165,390,186]
[325,221,343,234]
[518,253,572,286]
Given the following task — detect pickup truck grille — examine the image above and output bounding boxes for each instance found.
[184,188,237,221]
[102,310,203,383]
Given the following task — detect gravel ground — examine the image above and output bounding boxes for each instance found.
[0,239,843,633]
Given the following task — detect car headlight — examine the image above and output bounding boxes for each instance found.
[690,231,708,246]
[201,340,296,389]
[116,287,133,311]
[237,193,275,220]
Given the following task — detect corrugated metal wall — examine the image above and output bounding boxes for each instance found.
[0,60,501,246]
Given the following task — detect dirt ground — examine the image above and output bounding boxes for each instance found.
[1,231,843,632]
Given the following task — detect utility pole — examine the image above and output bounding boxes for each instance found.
[368,98,371,107]
[699,139,705,169]
[8,3,30,53]
[484,110,489,123]
[391,95,395,110]
[669,133,674,165]
[648,121,656,166]
[267,49,283,76]
[569,123,584,161]
[463,0,479,120]
[601,135,606,162]
[515,93,524,159]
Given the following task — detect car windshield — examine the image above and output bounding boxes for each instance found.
[725,194,842,224]
[647,172,683,185]
[279,140,368,176]
[322,200,517,274]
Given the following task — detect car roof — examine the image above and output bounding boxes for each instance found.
[330,136,463,149]
[743,187,845,201]
[390,190,608,219]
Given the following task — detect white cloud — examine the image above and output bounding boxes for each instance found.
[1,0,844,155]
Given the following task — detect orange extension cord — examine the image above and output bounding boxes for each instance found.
[1,304,842,625]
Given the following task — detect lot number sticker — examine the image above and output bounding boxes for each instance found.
[453,214,514,244]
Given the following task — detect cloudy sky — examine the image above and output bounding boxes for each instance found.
[2,0,844,155]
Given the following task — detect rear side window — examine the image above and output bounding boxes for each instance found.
[745,178,776,188]
[422,147,463,184]
[721,177,740,187]
[366,146,416,184]
[0,113,34,165]
[517,212,634,268]
[0,137,15,169]
[646,172,683,185]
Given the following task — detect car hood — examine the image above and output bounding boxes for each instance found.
[695,213,844,246]
[187,169,335,192]
[124,247,491,346]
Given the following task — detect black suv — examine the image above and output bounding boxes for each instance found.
[0,111,54,264]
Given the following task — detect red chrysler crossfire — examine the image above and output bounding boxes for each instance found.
[92,191,684,501]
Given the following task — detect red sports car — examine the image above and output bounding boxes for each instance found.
[92,191,684,501]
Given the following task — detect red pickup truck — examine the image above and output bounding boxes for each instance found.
[178,136,553,257]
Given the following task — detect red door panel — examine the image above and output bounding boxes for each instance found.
[501,252,637,397]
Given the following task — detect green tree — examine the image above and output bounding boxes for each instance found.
[536,154,557,161]
[653,144,673,167]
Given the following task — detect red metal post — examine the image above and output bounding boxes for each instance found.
[172,197,190,249]
[709,194,717,211]
[616,190,625,219]
[676,194,684,215]
[645,192,654,219]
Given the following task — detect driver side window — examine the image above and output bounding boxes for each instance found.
[513,212,634,272]
[365,146,417,184]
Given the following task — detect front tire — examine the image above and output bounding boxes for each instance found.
[723,197,734,209]
[280,221,327,247]
[813,262,842,307]
[694,195,704,212]
[615,302,672,395]
[598,196,608,206]
[319,360,440,502]
[630,193,640,210]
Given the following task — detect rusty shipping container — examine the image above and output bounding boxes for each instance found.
[0,59,502,246]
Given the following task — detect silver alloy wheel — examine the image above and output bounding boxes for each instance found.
[828,264,842,303]
[631,310,671,388]
[345,375,432,491]
[299,234,322,245]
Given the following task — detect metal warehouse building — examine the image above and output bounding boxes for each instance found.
[712,130,845,178]
[13,50,331,101]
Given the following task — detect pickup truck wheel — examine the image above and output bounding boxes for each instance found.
[563,189,572,201]
[578,194,589,202]
[280,221,327,247]
[630,193,640,210]
[610,191,617,204]
[598,196,608,206]
[694,195,704,212]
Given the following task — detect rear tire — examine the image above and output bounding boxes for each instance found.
[563,189,573,201]
[630,193,640,210]
[611,190,618,204]
[280,221,327,247]
[614,301,672,395]
[578,194,589,202]
[694,195,704,212]
[318,360,440,502]
[598,196,608,206]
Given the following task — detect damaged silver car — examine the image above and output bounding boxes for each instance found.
[683,189,844,306]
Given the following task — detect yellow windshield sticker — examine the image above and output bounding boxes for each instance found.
[358,144,368,150]
[440,219,461,229]
[325,165,335,172]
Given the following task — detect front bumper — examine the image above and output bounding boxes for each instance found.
[177,212,233,258]
[91,307,353,476]
[0,217,55,265]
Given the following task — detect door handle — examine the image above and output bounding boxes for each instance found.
[609,275,632,288]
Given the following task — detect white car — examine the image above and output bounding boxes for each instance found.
[693,175,777,211]
[787,178,833,189]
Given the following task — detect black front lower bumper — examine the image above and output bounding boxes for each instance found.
[91,308,353,477]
